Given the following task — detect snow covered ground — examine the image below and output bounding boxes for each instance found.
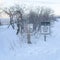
[0,19,60,60]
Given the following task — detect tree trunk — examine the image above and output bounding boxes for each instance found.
[27,32,31,44]
[26,24,31,44]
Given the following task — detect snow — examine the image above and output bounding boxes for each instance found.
[0,19,60,60]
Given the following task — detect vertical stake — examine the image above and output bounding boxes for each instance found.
[44,35,46,41]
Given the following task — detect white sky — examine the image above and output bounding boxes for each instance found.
[0,0,60,16]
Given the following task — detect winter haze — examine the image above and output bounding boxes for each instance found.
[0,0,60,16]
[0,0,60,60]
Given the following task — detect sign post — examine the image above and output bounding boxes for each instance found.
[40,22,50,41]
[24,23,33,44]
[44,35,46,41]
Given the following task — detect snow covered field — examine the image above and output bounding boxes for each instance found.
[0,19,60,60]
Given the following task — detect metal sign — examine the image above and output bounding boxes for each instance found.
[28,24,33,32]
[40,22,51,41]
[40,25,50,35]
[24,24,33,33]
[40,22,50,35]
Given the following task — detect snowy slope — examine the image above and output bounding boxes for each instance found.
[0,19,60,60]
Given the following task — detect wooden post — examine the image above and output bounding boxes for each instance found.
[27,32,31,44]
[26,24,31,44]
[44,35,46,41]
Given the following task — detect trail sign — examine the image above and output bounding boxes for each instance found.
[40,22,50,35]
[40,25,50,35]
[40,22,51,41]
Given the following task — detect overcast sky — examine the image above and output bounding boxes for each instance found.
[0,0,60,16]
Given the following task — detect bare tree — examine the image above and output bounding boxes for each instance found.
[0,20,2,25]
[0,9,2,25]
[28,10,38,32]
[37,7,56,31]
[27,7,56,42]
[12,5,24,35]
[3,7,15,29]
